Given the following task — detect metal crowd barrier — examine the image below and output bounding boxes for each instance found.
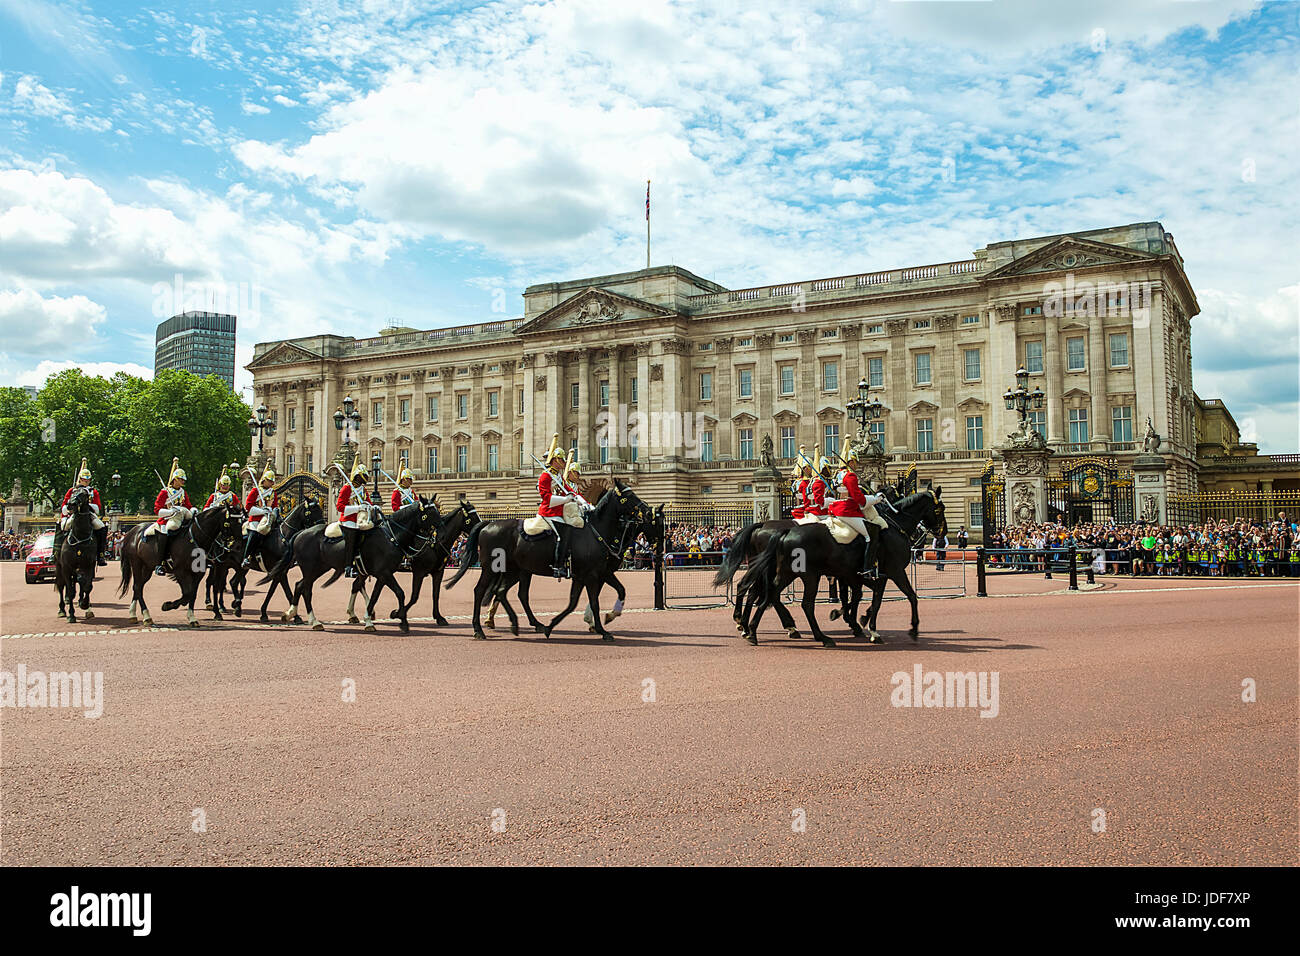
[664,549,728,608]
[974,547,1095,597]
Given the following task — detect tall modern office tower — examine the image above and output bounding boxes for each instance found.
[154,311,237,388]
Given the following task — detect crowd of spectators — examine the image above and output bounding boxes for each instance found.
[985,513,1299,577]
[1,530,39,560]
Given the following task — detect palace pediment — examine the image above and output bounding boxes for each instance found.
[245,341,319,370]
[514,287,679,336]
[984,236,1158,280]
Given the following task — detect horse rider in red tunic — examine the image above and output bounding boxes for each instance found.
[240,466,279,570]
[391,465,418,512]
[796,445,829,521]
[789,444,814,519]
[61,457,108,565]
[335,459,374,572]
[536,434,580,578]
[829,440,889,579]
[150,457,194,573]
[204,467,240,511]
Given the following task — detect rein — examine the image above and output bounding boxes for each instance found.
[382,506,437,559]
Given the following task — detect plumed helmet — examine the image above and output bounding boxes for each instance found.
[544,432,564,465]
[796,443,814,473]
[564,449,581,482]
[168,457,186,484]
[398,465,414,485]
[217,473,232,490]
[260,466,276,485]
[78,458,91,481]
[350,460,369,482]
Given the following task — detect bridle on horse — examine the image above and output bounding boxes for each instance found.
[188,505,235,564]
[62,488,96,552]
[381,501,439,560]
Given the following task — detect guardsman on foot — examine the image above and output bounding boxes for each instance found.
[391,465,418,512]
[537,434,577,578]
[337,460,373,573]
[61,458,108,565]
[240,466,279,570]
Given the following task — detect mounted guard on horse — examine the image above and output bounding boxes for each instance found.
[240,465,279,571]
[60,458,108,566]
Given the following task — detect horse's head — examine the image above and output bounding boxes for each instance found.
[613,480,652,526]
[69,486,92,512]
[302,497,324,526]
[920,485,947,538]
[457,498,481,530]
[417,496,440,531]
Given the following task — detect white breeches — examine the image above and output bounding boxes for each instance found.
[836,516,869,539]
[60,515,104,531]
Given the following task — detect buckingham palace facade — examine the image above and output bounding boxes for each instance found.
[247,220,1208,527]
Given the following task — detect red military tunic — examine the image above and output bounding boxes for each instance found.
[62,486,103,514]
[244,485,278,516]
[391,486,417,512]
[804,477,828,516]
[153,487,192,526]
[337,482,370,525]
[204,490,239,510]
[829,470,867,518]
[790,478,807,519]
[537,469,568,518]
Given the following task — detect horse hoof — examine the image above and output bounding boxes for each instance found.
[435,618,449,627]
[821,639,836,648]
[829,608,841,621]
[234,608,242,618]
[364,623,376,633]
[601,634,614,643]
[83,610,94,620]
[204,602,213,610]
[260,614,270,623]
[473,631,487,641]
[735,622,744,633]
[910,632,919,642]
[399,622,410,634]
[533,624,547,634]
[389,609,401,620]
[312,622,324,631]
[127,616,139,626]
[348,615,360,625]
[292,616,304,625]
[786,629,801,641]
[870,631,883,644]
[511,623,519,636]
[213,612,223,621]
[604,612,617,624]
[189,620,200,628]
[745,634,758,646]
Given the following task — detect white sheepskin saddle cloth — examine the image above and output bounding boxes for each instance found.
[824,515,864,544]
[522,501,585,537]
[243,513,272,535]
[325,521,344,538]
[144,512,187,536]
[794,514,822,525]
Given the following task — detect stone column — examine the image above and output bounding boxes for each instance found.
[936,314,958,449]
[798,328,818,451]
[1044,318,1063,444]
[999,441,1053,527]
[659,338,686,464]
[750,458,782,524]
[714,337,733,458]
[606,346,623,464]
[886,319,908,451]
[1131,452,1169,524]
[542,352,561,457]
[577,348,591,462]
[634,342,652,465]
[1088,311,1107,451]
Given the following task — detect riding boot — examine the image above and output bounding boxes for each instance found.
[240,532,256,570]
[551,526,569,579]
[861,534,880,580]
[343,527,357,577]
[95,525,108,566]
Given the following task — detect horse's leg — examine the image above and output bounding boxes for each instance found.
[80,569,94,619]
[429,564,449,626]
[496,578,521,636]
[471,570,492,640]
[347,576,367,625]
[893,568,921,641]
[262,572,279,622]
[544,578,585,637]
[800,574,835,647]
[518,575,546,632]
[394,568,424,620]
[842,578,866,640]
[376,573,408,633]
[585,579,612,642]
[601,574,626,625]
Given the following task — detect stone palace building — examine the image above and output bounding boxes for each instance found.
[247,220,1292,529]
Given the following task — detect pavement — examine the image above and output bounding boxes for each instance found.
[1,560,1296,865]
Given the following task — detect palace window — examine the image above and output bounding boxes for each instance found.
[737,337,753,347]
[779,365,795,395]
[738,367,753,398]
[822,361,838,391]
[572,383,580,409]
[1066,336,1086,371]
[600,379,610,407]
[1028,410,1046,440]
[867,324,883,335]
[629,431,639,463]
[966,415,984,451]
[869,420,885,447]
[780,426,796,459]
[306,451,313,474]
[488,391,499,417]
[699,372,712,401]
[916,418,934,453]
[630,376,638,404]
[427,396,439,421]
[969,500,983,528]
[307,407,314,430]
[1112,405,1134,442]
[913,319,931,330]
[961,314,979,325]
[399,398,410,424]
[1109,332,1129,368]
[822,328,839,339]
[700,430,714,462]
[964,348,981,381]
[914,352,932,386]
[372,401,383,425]
[427,446,439,473]
[399,448,410,469]
[1023,305,1042,316]
[456,445,468,473]
[699,342,712,351]
[739,428,754,460]
[286,453,295,474]
[487,443,499,471]
[599,435,609,465]
[778,333,795,344]
[1025,341,1044,374]
[288,408,296,431]
[457,394,468,419]
[823,424,839,456]
[1069,408,1089,443]
[868,356,884,388]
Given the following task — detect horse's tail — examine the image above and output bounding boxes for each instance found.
[736,532,784,606]
[255,541,295,586]
[116,536,133,597]
[712,521,758,588]
[444,522,483,589]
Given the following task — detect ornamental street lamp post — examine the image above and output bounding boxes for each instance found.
[1002,365,1045,441]
[110,470,121,532]
[371,452,382,502]
[333,395,362,474]
[247,402,277,485]
[845,377,889,487]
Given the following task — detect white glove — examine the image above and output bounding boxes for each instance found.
[549,494,569,508]
[191,507,200,517]
[344,504,364,516]
[158,507,174,518]
[89,503,100,514]
[863,493,885,506]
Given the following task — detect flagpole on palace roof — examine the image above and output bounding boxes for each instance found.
[646,180,651,270]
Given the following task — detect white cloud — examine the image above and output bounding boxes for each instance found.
[0,287,107,355]
[240,100,270,115]
[11,359,154,388]
[11,75,112,132]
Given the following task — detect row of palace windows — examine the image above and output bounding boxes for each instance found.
[294,403,1140,476]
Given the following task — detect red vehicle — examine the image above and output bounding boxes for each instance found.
[24,530,57,584]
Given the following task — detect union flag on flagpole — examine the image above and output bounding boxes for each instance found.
[646,180,650,221]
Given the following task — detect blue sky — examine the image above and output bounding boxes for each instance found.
[0,0,1296,450]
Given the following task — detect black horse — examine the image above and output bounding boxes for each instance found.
[259,498,438,632]
[444,480,651,641]
[117,503,235,627]
[228,498,326,622]
[381,498,481,625]
[54,487,99,623]
[484,497,664,636]
[736,488,946,647]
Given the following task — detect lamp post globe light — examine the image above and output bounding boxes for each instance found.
[333,395,363,473]
[371,452,382,499]
[248,402,276,453]
[1003,366,1045,440]
[846,377,885,454]
[110,471,121,515]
